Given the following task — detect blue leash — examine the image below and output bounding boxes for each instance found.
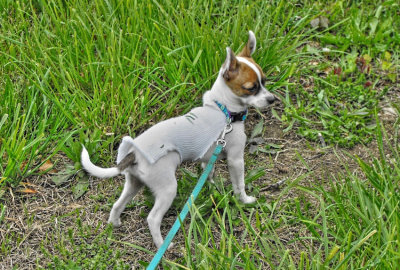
[146,143,224,270]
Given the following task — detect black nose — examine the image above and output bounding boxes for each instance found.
[267,96,276,104]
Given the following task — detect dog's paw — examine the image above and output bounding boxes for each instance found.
[108,218,122,227]
[240,195,256,204]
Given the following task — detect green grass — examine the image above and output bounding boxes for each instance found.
[276,0,399,147]
[0,0,312,187]
[41,219,130,270]
[1,0,399,269]
[287,119,400,269]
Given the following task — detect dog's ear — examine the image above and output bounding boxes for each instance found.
[222,47,239,81]
[238,30,256,57]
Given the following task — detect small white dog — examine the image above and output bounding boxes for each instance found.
[81,31,275,249]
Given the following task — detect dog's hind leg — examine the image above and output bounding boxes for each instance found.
[146,176,177,249]
[108,173,143,227]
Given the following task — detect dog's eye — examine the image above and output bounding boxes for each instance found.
[249,85,258,92]
[242,83,259,92]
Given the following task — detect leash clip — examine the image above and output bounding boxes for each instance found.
[217,123,233,148]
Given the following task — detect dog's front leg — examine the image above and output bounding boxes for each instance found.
[227,154,256,204]
[226,127,256,204]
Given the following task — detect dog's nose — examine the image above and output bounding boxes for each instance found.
[267,95,276,104]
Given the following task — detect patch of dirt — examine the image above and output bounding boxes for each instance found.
[0,101,398,269]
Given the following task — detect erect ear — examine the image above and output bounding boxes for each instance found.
[222,47,239,81]
[238,30,257,57]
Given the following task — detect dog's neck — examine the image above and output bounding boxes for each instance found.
[203,74,247,113]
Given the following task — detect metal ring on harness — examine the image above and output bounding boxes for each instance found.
[216,139,226,147]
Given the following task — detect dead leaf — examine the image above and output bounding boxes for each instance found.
[68,203,83,210]
[17,188,37,194]
[39,160,54,173]
[310,16,329,29]
[324,67,333,74]
[382,107,397,116]
[319,16,329,28]
[310,18,320,28]
[20,160,29,172]
[20,182,38,188]
[364,81,372,88]
[334,67,342,75]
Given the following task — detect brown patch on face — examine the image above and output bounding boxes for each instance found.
[241,57,265,77]
[224,61,260,97]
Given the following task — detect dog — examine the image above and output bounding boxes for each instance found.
[81,31,275,249]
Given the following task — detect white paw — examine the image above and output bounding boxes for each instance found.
[240,195,256,204]
[108,217,121,227]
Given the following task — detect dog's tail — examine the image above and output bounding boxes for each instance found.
[81,146,120,178]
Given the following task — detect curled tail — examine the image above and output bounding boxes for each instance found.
[81,146,120,178]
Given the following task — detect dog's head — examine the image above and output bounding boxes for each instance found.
[220,31,275,108]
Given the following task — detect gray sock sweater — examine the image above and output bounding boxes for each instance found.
[117,105,226,164]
